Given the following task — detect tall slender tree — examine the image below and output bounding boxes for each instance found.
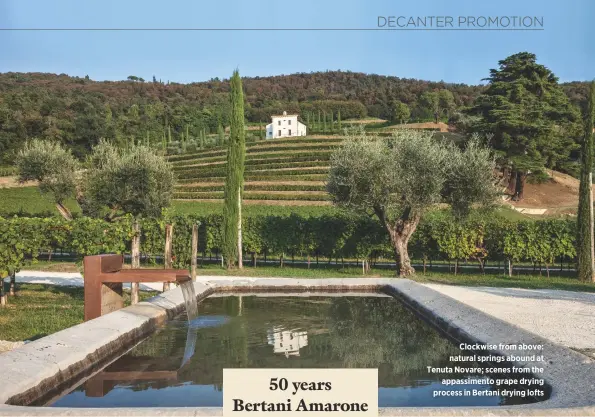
[577,81,595,282]
[218,123,225,146]
[317,111,321,132]
[222,69,246,269]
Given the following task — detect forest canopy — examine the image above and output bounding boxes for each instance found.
[0,70,590,164]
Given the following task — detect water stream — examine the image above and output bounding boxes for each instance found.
[179,280,199,321]
[179,280,199,368]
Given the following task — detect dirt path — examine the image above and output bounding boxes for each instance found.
[0,177,37,188]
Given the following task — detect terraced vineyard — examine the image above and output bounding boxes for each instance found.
[169,136,343,205]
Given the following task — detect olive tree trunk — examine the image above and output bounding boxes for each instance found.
[163,224,173,291]
[131,220,140,304]
[0,277,6,306]
[56,202,73,221]
[9,272,16,297]
[379,208,420,277]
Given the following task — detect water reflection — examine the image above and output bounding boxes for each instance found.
[267,327,308,358]
[49,295,544,408]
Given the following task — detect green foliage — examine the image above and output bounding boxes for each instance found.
[418,90,454,123]
[14,139,175,220]
[0,187,80,217]
[0,213,581,279]
[15,139,79,206]
[577,81,595,281]
[328,129,496,222]
[469,52,581,197]
[0,166,17,176]
[0,70,588,165]
[391,101,410,124]
[327,128,497,276]
[173,192,329,201]
[82,141,176,219]
[222,70,246,268]
[218,124,225,146]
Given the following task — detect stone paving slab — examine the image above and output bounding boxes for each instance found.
[424,284,595,351]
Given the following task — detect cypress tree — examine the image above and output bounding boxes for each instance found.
[323,111,327,132]
[577,81,595,282]
[337,110,342,131]
[186,124,190,141]
[222,69,246,269]
[329,111,334,133]
[167,125,171,144]
[317,110,321,133]
[218,123,225,146]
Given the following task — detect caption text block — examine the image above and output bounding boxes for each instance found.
[223,368,378,416]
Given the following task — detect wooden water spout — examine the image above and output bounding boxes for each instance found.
[83,254,190,321]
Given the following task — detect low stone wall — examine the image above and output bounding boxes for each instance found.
[0,277,594,416]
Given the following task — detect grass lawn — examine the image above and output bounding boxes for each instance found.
[0,187,80,217]
[1,263,593,341]
[0,186,339,217]
[0,186,533,220]
[0,283,156,341]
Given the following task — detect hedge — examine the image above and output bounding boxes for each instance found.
[176,168,330,180]
[172,153,332,170]
[176,184,325,193]
[0,212,578,277]
[173,192,329,201]
[0,166,16,177]
[166,140,340,163]
[177,174,329,184]
[174,161,329,178]
[166,138,342,160]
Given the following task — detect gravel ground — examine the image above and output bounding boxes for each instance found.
[0,340,24,354]
[10,270,165,292]
[424,284,595,353]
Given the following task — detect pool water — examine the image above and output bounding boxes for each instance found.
[49,295,543,407]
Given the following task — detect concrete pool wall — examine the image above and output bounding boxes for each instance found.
[0,277,594,416]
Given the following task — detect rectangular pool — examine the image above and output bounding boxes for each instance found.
[47,294,544,407]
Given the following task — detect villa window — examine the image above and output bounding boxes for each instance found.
[278,120,281,126]
[278,130,281,136]
[288,120,291,125]
[289,129,292,135]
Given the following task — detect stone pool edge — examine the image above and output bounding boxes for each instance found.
[0,277,591,416]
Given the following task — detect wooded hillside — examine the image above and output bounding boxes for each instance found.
[0,71,590,164]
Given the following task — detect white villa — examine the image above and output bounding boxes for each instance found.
[266,327,308,358]
[265,111,307,139]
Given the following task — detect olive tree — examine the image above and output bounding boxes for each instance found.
[83,140,175,220]
[15,140,80,220]
[16,139,175,221]
[327,128,497,276]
